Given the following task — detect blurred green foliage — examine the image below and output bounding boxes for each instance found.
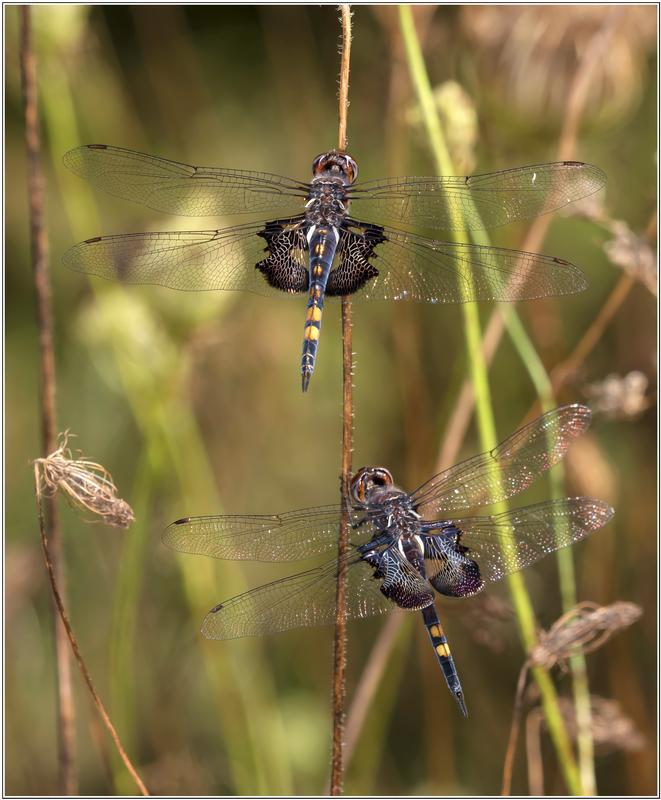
[5,5,657,795]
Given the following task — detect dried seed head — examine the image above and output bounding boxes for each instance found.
[603,220,657,294]
[585,371,651,421]
[34,432,135,529]
[531,601,642,670]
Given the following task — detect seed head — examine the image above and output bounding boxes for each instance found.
[34,432,134,529]
[531,601,642,670]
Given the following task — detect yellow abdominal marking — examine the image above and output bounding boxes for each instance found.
[306,306,323,322]
[305,326,320,341]
[314,243,325,255]
[313,265,323,277]
[436,643,450,658]
[430,625,441,638]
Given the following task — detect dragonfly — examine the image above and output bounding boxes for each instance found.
[63,145,605,391]
[163,404,613,716]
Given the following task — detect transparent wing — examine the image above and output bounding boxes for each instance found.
[347,161,606,231]
[425,498,613,592]
[410,405,592,515]
[63,144,309,217]
[333,222,587,303]
[62,220,308,297]
[163,504,357,562]
[200,552,395,640]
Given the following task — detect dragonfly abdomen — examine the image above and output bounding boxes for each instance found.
[421,604,468,717]
[301,225,339,392]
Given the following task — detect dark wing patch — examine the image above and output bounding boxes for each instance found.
[373,549,435,610]
[340,223,587,303]
[326,222,384,296]
[256,219,309,294]
[423,498,613,592]
[423,529,484,598]
[63,219,308,297]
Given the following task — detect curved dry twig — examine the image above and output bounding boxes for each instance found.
[34,484,150,796]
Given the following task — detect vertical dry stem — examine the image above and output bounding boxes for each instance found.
[501,662,531,794]
[330,5,353,795]
[19,7,77,793]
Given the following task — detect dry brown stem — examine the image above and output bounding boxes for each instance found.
[330,5,354,796]
[501,601,642,794]
[34,484,150,796]
[342,11,623,770]
[525,707,546,795]
[19,6,77,792]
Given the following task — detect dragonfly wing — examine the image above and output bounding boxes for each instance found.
[201,552,395,640]
[163,504,356,562]
[423,498,613,596]
[325,222,587,303]
[347,162,606,231]
[63,145,310,217]
[63,219,311,296]
[410,405,593,515]
[377,548,436,609]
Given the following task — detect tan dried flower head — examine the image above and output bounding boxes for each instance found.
[603,220,657,295]
[585,371,651,421]
[531,601,642,670]
[34,432,135,529]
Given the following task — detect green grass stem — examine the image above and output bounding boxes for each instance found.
[399,6,584,793]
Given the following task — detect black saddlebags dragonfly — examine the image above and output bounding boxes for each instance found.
[63,145,605,391]
[163,404,613,716]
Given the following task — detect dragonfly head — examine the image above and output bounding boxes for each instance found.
[350,466,394,505]
[312,151,359,185]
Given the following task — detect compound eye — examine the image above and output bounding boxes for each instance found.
[372,468,393,488]
[350,467,372,503]
[344,156,359,183]
[311,153,327,174]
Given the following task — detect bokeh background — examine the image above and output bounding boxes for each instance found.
[5,4,657,796]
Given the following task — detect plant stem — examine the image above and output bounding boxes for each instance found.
[34,480,150,796]
[19,7,77,793]
[399,6,582,793]
[330,5,353,795]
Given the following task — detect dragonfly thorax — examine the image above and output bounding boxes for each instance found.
[305,179,349,227]
[365,492,421,538]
